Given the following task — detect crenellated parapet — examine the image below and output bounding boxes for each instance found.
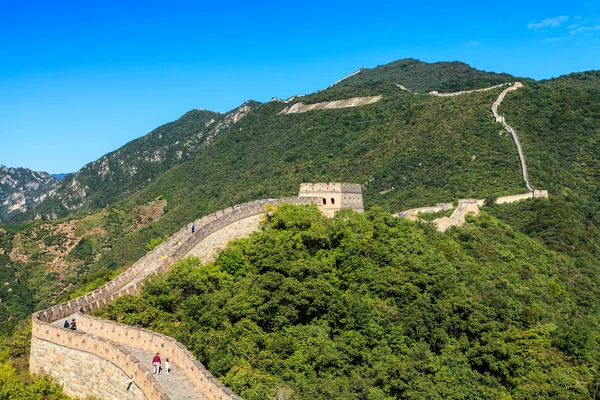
[299,182,364,217]
[30,185,362,399]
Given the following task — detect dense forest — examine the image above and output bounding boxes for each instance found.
[96,204,600,399]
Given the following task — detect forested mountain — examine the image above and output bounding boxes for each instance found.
[337,58,514,92]
[492,70,600,258]
[12,101,258,222]
[0,165,58,222]
[94,66,528,268]
[1,59,599,399]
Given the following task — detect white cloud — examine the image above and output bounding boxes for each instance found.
[466,41,480,46]
[567,23,581,28]
[570,25,600,34]
[542,37,562,42]
[528,16,569,29]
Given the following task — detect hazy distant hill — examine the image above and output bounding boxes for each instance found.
[51,173,72,181]
[0,165,58,222]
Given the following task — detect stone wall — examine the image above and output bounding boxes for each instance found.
[31,323,164,400]
[495,193,533,204]
[435,199,480,232]
[75,314,241,400]
[279,96,382,115]
[429,83,508,97]
[490,82,537,192]
[31,196,319,400]
[396,203,454,220]
[186,214,262,264]
[30,337,146,400]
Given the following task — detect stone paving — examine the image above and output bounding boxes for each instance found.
[123,345,206,400]
[52,315,205,400]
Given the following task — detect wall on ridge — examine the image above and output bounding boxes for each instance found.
[31,196,319,400]
[34,197,318,323]
[396,203,454,220]
[30,323,164,400]
[186,214,262,264]
[496,193,533,204]
[435,199,480,232]
[429,83,508,97]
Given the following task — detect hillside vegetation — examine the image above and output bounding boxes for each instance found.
[496,71,600,239]
[337,59,514,93]
[0,199,165,336]
[97,204,600,400]
[14,107,236,222]
[96,80,527,269]
[87,63,599,286]
[0,59,599,398]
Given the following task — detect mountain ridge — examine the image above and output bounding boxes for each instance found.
[11,101,259,222]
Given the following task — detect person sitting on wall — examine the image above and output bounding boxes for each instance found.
[70,319,77,330]
[63,320,70,329]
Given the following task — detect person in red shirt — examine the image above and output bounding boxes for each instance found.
[152,353,161,374]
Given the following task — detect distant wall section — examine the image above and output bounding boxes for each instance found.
[279,96,381,114]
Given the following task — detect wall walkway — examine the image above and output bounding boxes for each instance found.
[31,197,317,400]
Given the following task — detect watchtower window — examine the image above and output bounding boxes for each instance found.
[331,198,335,205]
[322,198,326,205]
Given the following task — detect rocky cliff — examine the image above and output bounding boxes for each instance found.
[0,165,58,222]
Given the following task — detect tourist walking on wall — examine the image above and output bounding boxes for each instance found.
[70,319,77,330]
[63,320,69,328]
[165,358,170,375]
[191,223,195,234]
[152,353,161,374]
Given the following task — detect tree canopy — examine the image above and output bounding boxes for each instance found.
[96,204,600,400]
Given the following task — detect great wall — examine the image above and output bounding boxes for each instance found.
[278,95,382,114]
[29,80,549,399]
[30,185,364,400]
[394,81,547,229]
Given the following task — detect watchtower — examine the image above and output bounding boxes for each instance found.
[299,183,364,217]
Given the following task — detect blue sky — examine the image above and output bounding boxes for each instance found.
[1,0,598,174]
